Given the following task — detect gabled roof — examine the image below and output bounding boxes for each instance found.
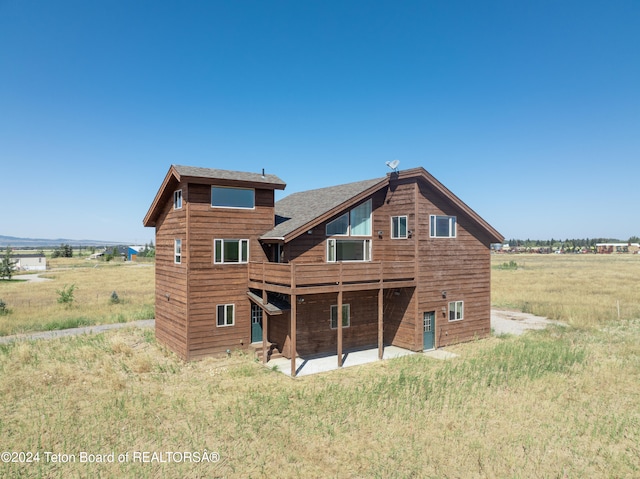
[261,167,503,244]
[172,165,286,187]
[143,164,286,227]
[260,177,387,241]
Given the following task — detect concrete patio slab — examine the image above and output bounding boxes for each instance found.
[268,345,457,377]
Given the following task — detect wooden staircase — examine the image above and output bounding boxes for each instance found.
[250,342,283,363]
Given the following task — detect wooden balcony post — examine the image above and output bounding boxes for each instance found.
[337,289,343,368]
[262,312,268,365]
[378,262,384,360]
[378,286,384,360]
[290,263,297,378]
[337,262,343,368]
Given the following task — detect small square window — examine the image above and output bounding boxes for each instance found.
[217,304,235,327]
[391,216,408,239]
[448,301,463,321]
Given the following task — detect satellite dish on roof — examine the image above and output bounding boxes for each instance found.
[386,159,400,172]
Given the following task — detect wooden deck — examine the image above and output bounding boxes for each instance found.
[248,261,415,294]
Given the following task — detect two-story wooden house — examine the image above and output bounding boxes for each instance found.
[144,165,503,376]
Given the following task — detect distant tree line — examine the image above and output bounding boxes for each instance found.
[51,244,73,258]
[138,241,155,258]
[505,237,640,249]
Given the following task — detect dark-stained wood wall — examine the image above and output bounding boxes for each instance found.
[154,179,189,359]
[416,181,493,348]
[152,170,496,361]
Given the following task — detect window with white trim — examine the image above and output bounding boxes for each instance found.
[326,213,349,236]
[350,200,372,236]
[217,304,235,327]
[330,304,350,329]
[174,239,182,264]
[326,199,372,262]
[391,216,408,239]
[327,239,371,262]
[448,301,463,321]
[326,199,372,237]
[211,186,255,209]
[214,239,249,264]
[174,189,182,210]
[430,215,457,238]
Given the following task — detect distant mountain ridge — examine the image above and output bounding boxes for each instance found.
[0,235,124,248]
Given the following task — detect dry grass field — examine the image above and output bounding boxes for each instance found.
[1,254,639,478]
[492,253,640,326]
[0,258,154,336]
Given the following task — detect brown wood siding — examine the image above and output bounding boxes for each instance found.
[293,291,380,357]
[153,182,188,359]
[416,181,492,348]
[287,186,417,265]
[383,287,418,350]
[184,183,276,358]
[151,171,496,361]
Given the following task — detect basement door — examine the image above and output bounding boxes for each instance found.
[423,311,435,350]
[251,304,263,343]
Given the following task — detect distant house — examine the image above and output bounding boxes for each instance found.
[127,246,146,261]
[92,246,129,260]
[11,253,47,271]
[596,243,640,254]
[143,165,503,376]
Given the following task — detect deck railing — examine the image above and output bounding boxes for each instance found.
[248,261,414,291]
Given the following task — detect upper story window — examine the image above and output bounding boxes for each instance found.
[214,239,249,264]
[326,213,349,236]
[327,239,371,262]
[391,216,408,239]
[326,199,372,237]
[350,200,372,236]
[430,215,457,238]
[173,189,183,210]
[211,186,255,209]
[174,239,182,264]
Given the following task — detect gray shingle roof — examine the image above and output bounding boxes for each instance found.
[173,165,286,187]
[261,177,386,240]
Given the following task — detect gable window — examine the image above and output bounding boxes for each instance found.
[391,216,408,239]
[216,304,235,327]
[449,301,464,321]
[350,200,372,236]
[326,199,372,237]
[327,239,371,262]
[326,199,372,262]
[430,215,457,238]
[330,304,350,329]
[211,186,255,209]
[214,239,249,264]
[326,213,349,236]
[174,189,182,210]
[174,239,182,264]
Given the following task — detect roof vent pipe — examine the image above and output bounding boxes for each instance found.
[262,168,265,178]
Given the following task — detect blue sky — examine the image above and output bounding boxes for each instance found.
[1,0,638,243]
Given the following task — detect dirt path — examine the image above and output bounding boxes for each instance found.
[491,308,566,335]
[13,273,52,283]
[0,319,155,344]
